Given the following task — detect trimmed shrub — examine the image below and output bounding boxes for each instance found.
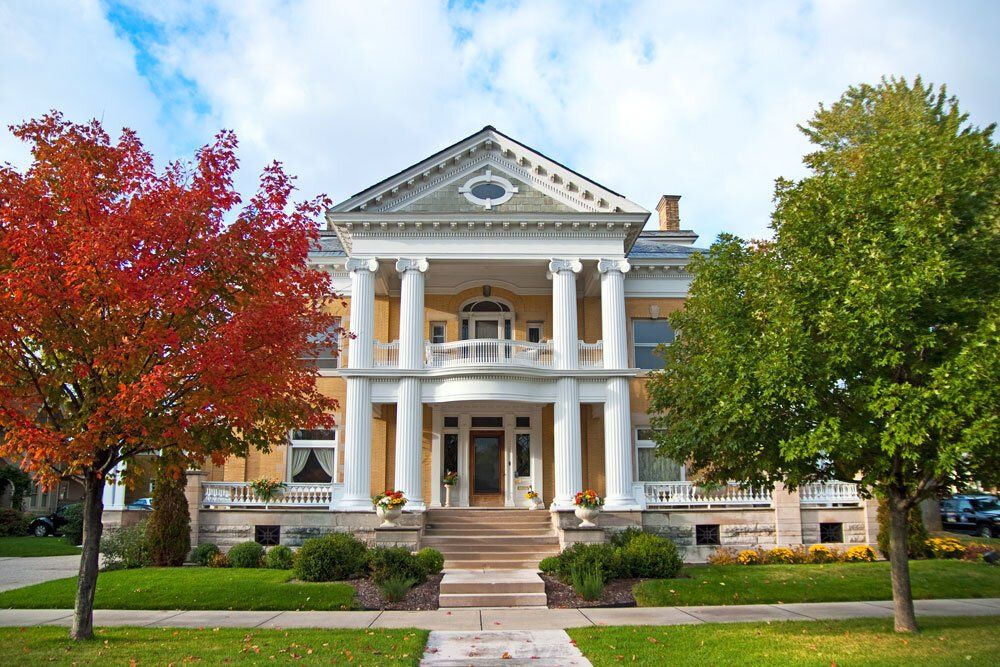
[609,527,644,548]
[61,503,84,545]
[208,552,229,568]
[368,547,427,585]
[876,501,930,559]
[616,532,682,579]
[192,542,221,566]
[554,543,622,584]
[843,545,877,562]
[146,461,190,566]
[100,520,150,570]
[707,547,739,565]
[266,545,295,570]
[415,548,444,575]
[294,533,367,582]
[228,541,265,568]
[0,508,28,537]
[539,556,559,573]
[766,546,797,564]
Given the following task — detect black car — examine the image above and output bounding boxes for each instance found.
[27,503,78,537]
[941,494,1000,538]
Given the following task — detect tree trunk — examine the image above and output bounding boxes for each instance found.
[71,472,105,640]
[887,492,919,633]
[920,498,943,532]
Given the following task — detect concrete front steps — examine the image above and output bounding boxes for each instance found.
[426,509,557,608]
[423,508,559,570]
[438,569,548,608]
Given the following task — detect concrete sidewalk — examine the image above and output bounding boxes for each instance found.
[1,598,997,630]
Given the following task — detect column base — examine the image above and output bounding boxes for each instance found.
[549,499,577,511]
[404,500,427,513]
[603,498,642,511]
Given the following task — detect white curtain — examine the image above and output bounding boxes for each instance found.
[314,448,338,482]
[289,448,310,480]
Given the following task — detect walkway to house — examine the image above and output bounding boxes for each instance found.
[0,555,80,592]
[2,598,997,630]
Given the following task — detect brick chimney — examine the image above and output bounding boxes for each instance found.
[656,195,681,231]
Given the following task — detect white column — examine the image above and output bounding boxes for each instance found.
[393,258,428,510]
[548,259,582,370]
[101,460,126,510]
[338,257,379,510]
[549,258,583,509]
[599,258,639,510]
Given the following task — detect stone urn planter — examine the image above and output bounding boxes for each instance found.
[574,505,601,527]
[444,484,453,508]
[529,496,543,510]
[376,505,402,527]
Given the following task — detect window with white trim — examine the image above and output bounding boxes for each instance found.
[632,319,675,370]
[430,321,447,344]
[303,320,341,369]
[526,322,543,343]
[635,428,684,481]
[288,428,338,484]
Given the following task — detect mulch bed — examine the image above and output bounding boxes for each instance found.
[351,573,442,611]
[541,573,640,608]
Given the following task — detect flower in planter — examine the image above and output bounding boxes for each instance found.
[442,470,458,486]
[573,489,604,509]
[372,489,408,510]
[250,477,286,502]
[526,489,539,500]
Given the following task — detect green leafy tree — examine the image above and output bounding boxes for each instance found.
[648,78,1000,633]
[146,452,190,566]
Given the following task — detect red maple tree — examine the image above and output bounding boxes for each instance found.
[0,113,339,639]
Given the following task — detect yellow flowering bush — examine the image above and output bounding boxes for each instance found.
[706,547,739,565]
[767,547,797,564]
[808,544,839,563]
[737,549,762,565]
[843,545,877,562]
[926,537,965,559]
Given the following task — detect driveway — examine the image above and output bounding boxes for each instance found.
[0,555,80,592]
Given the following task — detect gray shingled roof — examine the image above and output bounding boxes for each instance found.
[628,233,707,259]
[311,231,346,256]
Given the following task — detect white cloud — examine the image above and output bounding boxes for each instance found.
[1,0,997,243]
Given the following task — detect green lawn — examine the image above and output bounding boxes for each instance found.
[0,567,356,611]
[634,560,1000,607]
[0,536,81,557]
[568,616,997,666]
[0,626,425,666]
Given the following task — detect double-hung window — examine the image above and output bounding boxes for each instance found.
[635,428,684,482]
[303,320,341,369]
[288,428,338,484]
[632,319,675,370]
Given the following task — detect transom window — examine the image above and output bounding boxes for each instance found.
[632,319,675,370]
[462,300,511,313]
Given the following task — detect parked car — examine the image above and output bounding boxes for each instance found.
[941,494,1000,538]
[126,497,153,511]
[27,503,78,537]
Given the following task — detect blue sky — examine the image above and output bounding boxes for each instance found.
[2,0,998,243]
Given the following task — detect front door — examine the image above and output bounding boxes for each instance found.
[469,431,505,506]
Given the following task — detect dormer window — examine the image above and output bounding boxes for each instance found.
[459,170,517,209]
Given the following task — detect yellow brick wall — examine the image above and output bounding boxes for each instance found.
[541,404,554,502]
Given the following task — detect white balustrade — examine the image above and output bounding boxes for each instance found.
[424,339,554,369]
[578,341,604,368]
[202,482,338,508]
[642,481,773,507]
[799,481,861,506]
[372,340,399,368]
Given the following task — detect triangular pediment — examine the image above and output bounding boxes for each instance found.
[330,126,647,216]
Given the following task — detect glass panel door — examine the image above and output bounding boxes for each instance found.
[475,320,499,339]
[470,431,504,506]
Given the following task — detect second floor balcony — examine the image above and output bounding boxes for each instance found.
[335,338,605,371]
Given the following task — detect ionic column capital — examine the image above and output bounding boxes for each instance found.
[597,258,631,275]
[395,257,429,274]
[346,257,379,274]
[547,258,582,276]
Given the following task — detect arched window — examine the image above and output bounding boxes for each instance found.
[460,299,514,340]
[461,300,510,313]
